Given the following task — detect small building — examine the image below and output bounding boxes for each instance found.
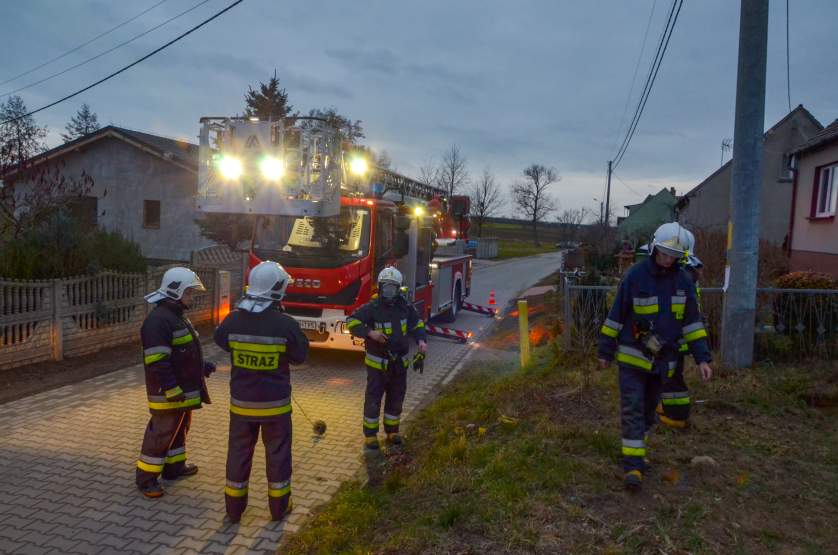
[617,187,678,244]
[788,119,838,275]
[3,126,211,262]
[677,105,823,245]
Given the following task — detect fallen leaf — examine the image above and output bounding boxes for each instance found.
[662,468,680,484]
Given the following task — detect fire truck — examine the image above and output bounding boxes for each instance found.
[196,116,487,350]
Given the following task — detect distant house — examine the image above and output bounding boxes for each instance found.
[677,105,823,245]
[787,119,838,275]
[3,126,212,262]
[617,187,678,243]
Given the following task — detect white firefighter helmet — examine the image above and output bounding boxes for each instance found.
[377,266,403,301]
[145,267,206,304]
[650,222,694,259]
[685,254,704,269]
[238,261,291,313]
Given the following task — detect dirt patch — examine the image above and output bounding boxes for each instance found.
[0,322,215,405]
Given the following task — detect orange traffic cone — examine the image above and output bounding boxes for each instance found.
[488,290,496,306]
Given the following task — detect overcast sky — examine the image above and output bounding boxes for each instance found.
[2,0,836,218]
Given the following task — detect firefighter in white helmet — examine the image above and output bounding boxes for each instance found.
[598,223,713,491]
[214,261,308,523]
[136,267,215,498]
[346,266,428,451]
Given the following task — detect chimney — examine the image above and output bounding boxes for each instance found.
[670,186,676,196]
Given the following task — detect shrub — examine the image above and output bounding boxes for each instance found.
[774,271,838,290]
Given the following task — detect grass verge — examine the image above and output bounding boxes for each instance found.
[496,240,557,260]
[283,347,838,554]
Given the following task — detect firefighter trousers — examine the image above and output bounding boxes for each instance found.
[225,413,292,521]
[363,360,407,437]
[659,357,691,427]
[619,365,662,473]
[136,411,191,486]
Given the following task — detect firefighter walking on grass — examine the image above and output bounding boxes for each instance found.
[598,223,713,491]
[214,261,309,523]
[346,267,428,451]
[136,267,215,498]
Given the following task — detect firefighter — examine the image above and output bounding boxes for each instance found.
[346,267,428,451]
[214,261,308,523]
[136,267,214,498]
[598,223,713,491]
[659,253,704,429]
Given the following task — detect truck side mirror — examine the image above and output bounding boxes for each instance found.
[394,231,409,258]
[395,215,411,232]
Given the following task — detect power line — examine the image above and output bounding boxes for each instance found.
[786,0,791,112]
[1,0,244,126]
[612,171,643,197]
[1,0,212,99]
[612,0,684,170]
[0,0,171,88]
[612,0,658,154]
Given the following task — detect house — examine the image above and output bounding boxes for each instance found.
[677,105,823,245]
[787,119,838,275]
[617,187,678,243]
[3,126,212,262]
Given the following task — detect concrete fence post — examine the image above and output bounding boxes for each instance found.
[563,276,574,352]
[50,279,64,361]
[215,270,231,325]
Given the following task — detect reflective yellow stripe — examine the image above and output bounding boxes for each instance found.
[137,460,164,473]
[383,417,400,426]
[144,353,167,365]
[165,386,183,399]
[172,334,193,346]
[365,356,385,370]
[616,352,652,371]
[268,486,291,498]
[224,486,248,497]
[165,453,187,464]
[229,341,285,353]
[662,397,690,406]
[600,325,619,338]
[363,420,379,429]
[684,328,708,342]
[414,320,425,330]
[346,319,362,329]
[148,397,201,411]
[679,343,689,352]
[633,305,659,315]
[229,404,291,417]
[672,305,685,320]
[622,446,646,457]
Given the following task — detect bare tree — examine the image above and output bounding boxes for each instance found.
[469,168,503,238]
[555,207,590,244]
[417,159,440,187]
[512,164,559,246]
[435,144,469,197]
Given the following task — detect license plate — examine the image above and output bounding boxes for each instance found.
[298,319,320,331]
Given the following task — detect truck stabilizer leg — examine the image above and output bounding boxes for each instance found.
[461,301,497,317]
[426,324,472,343]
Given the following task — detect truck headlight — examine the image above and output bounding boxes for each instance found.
[260,156,285,181]
[218,155,243,180]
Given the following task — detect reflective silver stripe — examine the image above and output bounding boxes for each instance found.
[139,454,165,465]
[364,416,379,424]
[365,354,387,365]
[383,413,400,421]
[604,318,623,331]
[269,480,290,490]
[400,319,407,326]
[143,346,172,356]
[230,397,291,409]
[668,361,678,370]
[682,322,705,334]
[226,479,248,489]
[671,296,686,305]
[166,446,186,456]
[622,439,645,448]
[661,391,690,399]
[617,345,651,361]
[172,328,191,338]
[148,390,201,402]
[632,296,658,306]
[228,334,287,345]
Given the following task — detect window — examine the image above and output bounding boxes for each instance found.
[814,165,837,218]
[373,208,395,277]
[143,200,161,229]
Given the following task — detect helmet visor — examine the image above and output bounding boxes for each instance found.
[655,244,686,259]
[380,283,399,300]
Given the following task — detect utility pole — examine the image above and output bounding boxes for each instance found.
[721,0,768,368]
[604,160,613,227]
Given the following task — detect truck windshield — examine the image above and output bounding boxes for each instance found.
[252,207,371,269]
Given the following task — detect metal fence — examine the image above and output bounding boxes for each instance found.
[561,278,838,361]
[0,266,230,370]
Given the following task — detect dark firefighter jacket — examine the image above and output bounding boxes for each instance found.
[141,300,210,414]
[598,257,711,373]
[346,295,428,371]
[214,305,309,419]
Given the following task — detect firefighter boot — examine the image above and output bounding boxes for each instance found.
[385,433,403,449]
[163,462,199,480]
[138,479,165,499]
[624,470,643,492]
[364,437,380,451]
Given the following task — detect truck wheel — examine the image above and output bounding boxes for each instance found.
[441,283,461,323]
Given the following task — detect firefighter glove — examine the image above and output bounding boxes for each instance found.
[203,361,216,377]
[412,352,425,374]
[165,385,186,402]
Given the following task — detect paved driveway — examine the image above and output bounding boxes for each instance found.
[0,252,562,555]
